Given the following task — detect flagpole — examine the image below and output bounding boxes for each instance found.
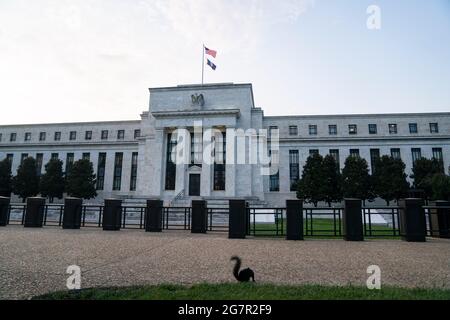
[201,44,205,85]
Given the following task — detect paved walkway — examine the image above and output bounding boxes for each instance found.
[0,225,449,299]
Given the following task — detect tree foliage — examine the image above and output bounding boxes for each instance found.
[411,158,444,200]
[40,159,65,201]
[65,159,97,199]
[297,153,325,206]
[341,156,373,202]
[0,158,13,197]
[12,157,40,201]
[430,174,450,201]
[321,154,342,206]
[372,156,409,205]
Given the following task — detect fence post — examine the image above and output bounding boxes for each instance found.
[62,197,83,229]
[229,200,247,239]
[0,196,10,226]
[430,200,450,239]
[102,199,122,231]
[146,199,163,232]
[191,200,207,234]
[24,197,46,228]
[399,198,426,242]
[343,198,363,241]
[286,200,303,240]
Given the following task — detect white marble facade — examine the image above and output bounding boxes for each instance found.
[0,83,449,206]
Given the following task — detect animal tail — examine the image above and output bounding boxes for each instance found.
[230,256,241,281]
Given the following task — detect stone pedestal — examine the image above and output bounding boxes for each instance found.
[342,199,363,241]
[430,201,450,238]
[286,200,303,240]
[228,200,247,239]
[399,198,426,242]
[146,200,163,232]
[24,197,46,228]
[0,197,10,226]
[191,200,207,234]
[103,199,122,231]
[63,197,83,229]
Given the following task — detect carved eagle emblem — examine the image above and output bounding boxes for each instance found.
[191,93,205,107]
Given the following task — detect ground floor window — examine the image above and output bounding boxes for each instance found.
[113,152,123,191]
[130,152,138,191]
[96,152,106,190]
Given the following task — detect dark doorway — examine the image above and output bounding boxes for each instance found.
[189,174,201,196]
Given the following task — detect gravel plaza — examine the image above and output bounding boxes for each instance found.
[0,225,449,300]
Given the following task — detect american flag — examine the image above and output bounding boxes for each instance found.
[204,46,217,58]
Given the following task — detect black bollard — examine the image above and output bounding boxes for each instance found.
[24,197,46,228]
[430,201,450,238]
[0,196,10,226]
[102,199,122,231]
[191,200,207,233]
[62,197,83,229]
[286,200,303,240]
[342,199,364,241]
[399,198,426,242]
[229,200,247,239]
[146,200,163,232]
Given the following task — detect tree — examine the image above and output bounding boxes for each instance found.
[0,158,12,197]
[372,156,409,205]
[341,155,373,204]
[65,159,97,199]
[411,158,443,200]
[322,154,342,206]
[297,153,325,207]
[430,174,450,201]
[40,159,65,202]
[12,157,39,202]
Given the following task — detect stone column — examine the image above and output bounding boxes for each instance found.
[225,127,236,197]
[148,128,165,197]
[175,127,188,195]
[201,129,212,197]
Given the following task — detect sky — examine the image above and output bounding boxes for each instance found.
[0,0,449,125]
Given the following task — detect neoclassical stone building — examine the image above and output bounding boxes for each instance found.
[0,83,449,206]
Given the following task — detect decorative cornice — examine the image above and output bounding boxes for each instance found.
[151,109,241,119]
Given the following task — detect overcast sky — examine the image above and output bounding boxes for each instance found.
[0,0,449,125]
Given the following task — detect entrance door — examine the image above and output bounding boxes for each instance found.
[189,174,201,196]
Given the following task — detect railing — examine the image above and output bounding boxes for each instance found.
[247,207,286,237]
[7,203,26,225]
[162,206,191,230]
[363,206,400,238]
[207,207,229,232]
[423,205,450,237]
[43,204,64,226]
[121,206,146,229]
[304,207,342,237]
[170,189,185,206]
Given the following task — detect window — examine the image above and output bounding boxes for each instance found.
[368,124,377,134]
[96,153,106,190]
[39,132,46,141]
[51,153,59,160]
[36,153,43,176]
[289,126,298,136]
[85,131,92,140]
[10,133,16,142]
[130,152,138,191]
[269,126,278,138]
[190,132,203,165]
[20,153,28,164]
[134,129,141,139]
[0,133,2,142]
[309,149,319,156]
[101,130,108,140]
[388,124,397,134]
[370,149,380,173]
[117,130,125,140]
[165,133,176,190]
[309,125,317,135]
[409,123,418,134]
[113,152,123,191]
[432,148,443,164]
[269,172,279,192]
[350,149,360,157]
[54,132,61,141]
[411,148,422,165]
[25,132,31,141]
[329,149,340,172]
[349,124,357,135]
[213,132,226,191]
[430,123,439,133]
[65,153,74,174]
[70,131,77,140]
[391,148,401,160]
[328,125,337,135]
[6,154,13,168]
[82,153,90,161]
[289,150,299,191]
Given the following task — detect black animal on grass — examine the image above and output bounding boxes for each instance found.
[230,256,255,282]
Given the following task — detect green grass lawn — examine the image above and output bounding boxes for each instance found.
[252,218,399,239]
[33,283,450,300]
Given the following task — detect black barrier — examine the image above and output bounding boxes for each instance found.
[430,201,450,238]
[24,197,46,228]
[62,197,82,229]
[342,198,363,241]
[286,200,303,240]
[399,198,426,242]
[102,199,122,231]
[191,200,207,233]
[146,200,163,232]
[228,200,247,239]
[0,196,10,226]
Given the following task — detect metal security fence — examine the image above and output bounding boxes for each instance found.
[304,207,342,237]
[246,207,286,237]
[363,207,400,238]
[423,205,450,237]
[162,207,191,230]
[207,207,229,232]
